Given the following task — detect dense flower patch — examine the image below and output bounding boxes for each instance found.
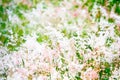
[0,0,120,80]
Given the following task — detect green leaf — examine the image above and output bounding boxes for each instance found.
[62,28,67,36]
[80,31,88,38]
[50,0,62,6]
[37,36,43,43]
[104,67,111,76]
[0,22,6,29]
[61,57,65,63]
[103,78,109,80]
[114,26,120,37]
[105,37,114,47]
[0,34,9,45]
[18,29,23,36]
[22,59,25,67]
[108,18,115,23]
[99,70,103,79]
[73,4,79,10]
[75,72,82,80]
[73,32,78,37]
[37,34,49,43]
[87,58,94,64]
[0,5,4,12]
[2,0,12,4]
[115,4,120,15]
[85,44,93,51]
[68,20,72,24]
[76,52,83,60]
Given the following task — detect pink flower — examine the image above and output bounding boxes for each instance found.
[55,7,61,13]
[39,63,51,72]
[13,53,21,65]
[16,68,28,76]
[85,70,98,79]
[22,0,32,7]
[29,64,37,74]
[37,76,47,80]
[73,11,79,17]
[116,23,120,29]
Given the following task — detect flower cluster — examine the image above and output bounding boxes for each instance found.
[0,0,120,80]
